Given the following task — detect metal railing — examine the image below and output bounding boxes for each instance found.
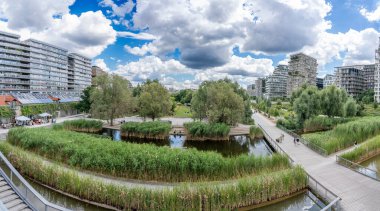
[0,151,70,211]
[258,123,341,210]
[336,155,379,181]
[277,125,328,156]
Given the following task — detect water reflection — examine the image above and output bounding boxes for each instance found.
[255,190,326,211]
[359,155,380,180]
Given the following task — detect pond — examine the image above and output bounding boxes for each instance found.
[104,128,274,157]
[359,154,380,180]
[254,190,327,211]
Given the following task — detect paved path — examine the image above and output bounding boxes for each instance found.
[253,113,380,211]
[0,174,31,211]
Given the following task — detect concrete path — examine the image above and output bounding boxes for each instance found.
[253,113,380,211]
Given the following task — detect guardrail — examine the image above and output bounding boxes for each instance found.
[277,125,328,156]
[0,151,70,211]
[257,124,341,210]
[336,155,379,182]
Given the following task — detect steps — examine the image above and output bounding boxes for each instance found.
[0,175,32,211]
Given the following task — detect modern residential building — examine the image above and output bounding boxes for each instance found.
[255,78,266,98]
[247,84,256,97]
[335,65,365,98]
[265,65,288,99]
[287,53,318,96]
[363,64,376,90]
[376,39,380,103]
[0,31,92,96]
[323,74,336,88]
[316,77,324,89]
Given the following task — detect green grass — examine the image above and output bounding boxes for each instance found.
[303,116,355,133]
[7,127,290,182]
[173,105,192,118]
[303,117,380,154]
[120,121,171,139]
[250,126,264,139]
[57,119,103,133]
[0,142,306,210]
[340,135,380,162]
[184,122,230,140]
[363,104,380,116]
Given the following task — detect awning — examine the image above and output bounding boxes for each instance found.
[15,116,31,121]
[39,113,52,117]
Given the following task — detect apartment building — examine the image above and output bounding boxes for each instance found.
[316,77,324,89]
[287,53,318,96]
[335,65,365,98]
[246,84,256,97]
[0,31,91,96]
[363,64,376,90]
[323,74,336,88]
[255,78,266,98]
[376,39,380,103]
[265,65,288,99]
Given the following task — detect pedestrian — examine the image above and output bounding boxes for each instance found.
[354,141,358,148]
[280,134,284,143]
[293,137,297,145]
[296,138,300,145]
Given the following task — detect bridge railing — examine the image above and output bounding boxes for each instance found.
[257,124,341,210]
[336,155,379,182]
[277,125,328,156]
[0,151,70,211]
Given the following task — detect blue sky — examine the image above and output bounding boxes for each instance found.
[1,0,380,89]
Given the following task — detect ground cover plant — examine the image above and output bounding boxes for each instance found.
[250,126,264,139]
[60,119,103,133]
[184,122,230,141]
[303,116,355,133]
[173,104,192,118]
[303,117,380,154]
[0,143,307,210]
[7,127,290,182]
[120,121,171,139]
[340,135,380,163]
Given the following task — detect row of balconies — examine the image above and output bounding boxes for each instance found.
[0,48,30,57]
[0,54,29,62]
[0,79,29,85]
[0,60,29,68]
[0,74,30,79]
[0,42,29,51]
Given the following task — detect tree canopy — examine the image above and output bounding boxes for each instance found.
[319,85,347,117]
[174,89,194,104]
[76,86,93,113]
[90,74,134,126]
[293,86,320,126]
[138,81,172,120]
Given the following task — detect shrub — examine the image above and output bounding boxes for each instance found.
[61,119,103,133]
[303,117,380,154]
[184,122,230,140]
[120,121,171,139]
[340,135,380,163]
[250,126,264,139]
[6,127,290,182]
[303,116,354,133]
[277,118,298,131]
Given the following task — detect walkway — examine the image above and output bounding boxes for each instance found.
[0,174,31,211]
[253,113,380,211]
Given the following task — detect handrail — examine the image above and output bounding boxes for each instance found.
[277,125,328,156]
[336,155,379,181]
[0,151,70,211]
[257,123,341,210]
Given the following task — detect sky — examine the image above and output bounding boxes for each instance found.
[1,0,380,89]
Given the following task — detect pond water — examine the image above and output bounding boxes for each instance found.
[104,128,274,157]
[359,155,380,180]
[255,190,326,211]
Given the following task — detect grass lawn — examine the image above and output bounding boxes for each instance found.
[174,105,192,118]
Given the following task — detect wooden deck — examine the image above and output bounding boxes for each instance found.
[0,175,31,211]
[253,113,380,211]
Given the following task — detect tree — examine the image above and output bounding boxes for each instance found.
[293,86,320,126]
[76,86,93,113]
[343,98,358,117]
[319,86,347,117]
[357,89,374,104]
[174,89,194,104]
[90,74,134,126]
[138,81,172,120]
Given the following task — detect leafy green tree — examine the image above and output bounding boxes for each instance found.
[138,81,172,120]
[76,86,93,113]
[90,74,134,126]
[319,86,347,117]
[357,89,374,104]
[343,98,358,117]
[293,86,320,126]
[174,89,194,104]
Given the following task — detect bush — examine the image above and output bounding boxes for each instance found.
[184,122,230,140]
[303,116,354,133]
[250,126,263,139]
[6,127,290,182]
[61,119,103,133]
[0,143,307,210]
[343,98,358,117]
[303,117,380,154]
[121,121,171,139]
[340,135,380,163]
[277,118,298,131]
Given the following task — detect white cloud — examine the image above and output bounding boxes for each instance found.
[124,43,157,56]
[117,31,157,40]
[93,59,110,72]
[99,0,135,18]
[360,4,380,22]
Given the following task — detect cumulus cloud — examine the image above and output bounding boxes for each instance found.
[99,0,135,18]
[360,4,380,22]
[93,58,110,72]
[117,31,157,40]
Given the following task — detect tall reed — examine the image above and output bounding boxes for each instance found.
[184,122,230,141]
[7,127,290,182]
[341,135,380,163]
[0,143,307,210]
[249,126,264,139]
[60,119,103,133]
[120,121,171,139]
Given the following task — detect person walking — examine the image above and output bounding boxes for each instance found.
[293,137,297,145]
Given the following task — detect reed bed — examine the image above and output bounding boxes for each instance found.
[303,117,380,155]
[249,126,264,139]
[0,143,307,210]
[184,122,230,141]
[7,127,290,182]
[59,119,104,133]
[303,116,354,133]
[120,121,171,140]
[340,135,380,163]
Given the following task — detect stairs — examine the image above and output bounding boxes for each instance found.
[0,175,32,211]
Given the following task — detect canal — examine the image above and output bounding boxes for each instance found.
[359,154,380,180]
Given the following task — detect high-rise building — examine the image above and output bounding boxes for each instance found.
[316,77,324,89]
[363,64,376,90]
[323,74,336,88]
[335,65,365,98]
[287,53,318,96]
[255,78,266,98]
[266,65,288,99]
[375,39,380,103]
[247,84,256,97]
[0,31,91,95]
